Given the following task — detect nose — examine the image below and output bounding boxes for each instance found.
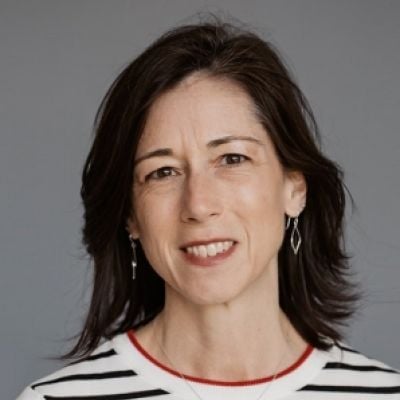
[180,170,223,223]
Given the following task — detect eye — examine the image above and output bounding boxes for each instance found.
[220,153,250,166]
[145,166,178,181]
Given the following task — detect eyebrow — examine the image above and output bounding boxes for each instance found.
[133,135,265,166]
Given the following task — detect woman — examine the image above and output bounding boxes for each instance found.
[17,17,400,400]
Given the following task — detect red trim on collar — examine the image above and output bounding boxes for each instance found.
[127,329,313,387]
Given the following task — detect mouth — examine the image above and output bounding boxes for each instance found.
[179,239,238,266]
[182,240,235,258]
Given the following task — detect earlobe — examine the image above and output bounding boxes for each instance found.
[284,171,307,217]
[126,217,140,240]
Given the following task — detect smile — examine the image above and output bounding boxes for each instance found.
[184,241,235,258]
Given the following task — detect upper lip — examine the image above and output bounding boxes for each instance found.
[180,238,237,249]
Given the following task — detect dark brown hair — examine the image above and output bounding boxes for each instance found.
[65,15,359,360]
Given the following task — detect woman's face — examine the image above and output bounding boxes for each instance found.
[128,74,306,305]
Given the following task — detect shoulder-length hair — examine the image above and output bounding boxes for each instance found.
[65,15,359,359]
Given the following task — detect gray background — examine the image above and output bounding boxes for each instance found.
[1,1,399,398]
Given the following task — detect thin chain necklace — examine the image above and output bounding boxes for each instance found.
[154,319,290,400]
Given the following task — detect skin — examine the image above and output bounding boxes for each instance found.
[127,73,307,381]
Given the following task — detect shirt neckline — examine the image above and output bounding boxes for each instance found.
[112,330,331,400]
[127,328,313,386]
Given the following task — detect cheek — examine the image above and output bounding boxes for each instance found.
[133,190,179,258]
[235,173,285,240]
[235,171,284,211]
[136,202,175,240]
[135,210,171,278]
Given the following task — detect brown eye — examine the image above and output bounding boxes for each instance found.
[145,167,177,181]
[221,153,250,165]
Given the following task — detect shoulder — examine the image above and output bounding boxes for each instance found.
[327,342,400,380]
[299,341,400,397]
[15,334,167,400]
[15,387,43,400]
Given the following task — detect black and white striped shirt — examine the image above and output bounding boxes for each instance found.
[17,330,400,399]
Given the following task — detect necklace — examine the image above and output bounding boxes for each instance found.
[154,319,290,400]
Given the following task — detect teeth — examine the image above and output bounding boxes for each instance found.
[185,241,234,258]
[223,241,231,251]
[199,246,208,258]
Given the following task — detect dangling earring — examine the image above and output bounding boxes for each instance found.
[128,234,137,280]
[290,216,302,255]
[285,216,291,231]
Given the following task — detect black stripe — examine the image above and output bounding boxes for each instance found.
[324,361,398,373]
[300,384,400,394]
[335,343,360,354]
[43,388,169,400]
[68,350,117,365]
[32,370,136,389]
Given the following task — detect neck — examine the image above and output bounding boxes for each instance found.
[136,265,307,382]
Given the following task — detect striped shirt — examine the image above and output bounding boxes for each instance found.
[17,330,400,400]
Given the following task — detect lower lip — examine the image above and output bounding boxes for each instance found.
[181,243,237,267]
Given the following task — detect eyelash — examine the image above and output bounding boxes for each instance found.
[145,166,178,181]
[144,153,250,182]
[221,153,250,166]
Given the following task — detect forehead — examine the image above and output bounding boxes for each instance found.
[139,74,266,147]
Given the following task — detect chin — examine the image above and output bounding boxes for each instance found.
[177,281,247,306]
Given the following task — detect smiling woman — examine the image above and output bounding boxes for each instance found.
[17,15,400,400]
[128,75,304,309]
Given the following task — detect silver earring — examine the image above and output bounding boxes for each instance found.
[290,216,302,255]
[285,216,291,231]
[129,234,137,280]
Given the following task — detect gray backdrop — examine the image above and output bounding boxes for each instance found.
[1,1,399,398]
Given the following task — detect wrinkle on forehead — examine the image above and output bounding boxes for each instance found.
[140,73,263,148]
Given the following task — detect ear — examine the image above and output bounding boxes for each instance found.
[283,170,307,217]
[126,214,140,240]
